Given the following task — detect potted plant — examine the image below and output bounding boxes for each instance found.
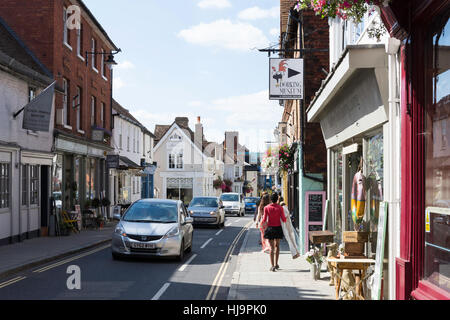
[59,221,72,236]
[305,248,324,280]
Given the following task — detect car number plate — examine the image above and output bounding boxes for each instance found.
[195,218,210,222]
[131,243,156,249]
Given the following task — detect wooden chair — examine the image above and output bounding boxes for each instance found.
[61,211,79,233]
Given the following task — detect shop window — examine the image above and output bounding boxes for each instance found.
[0,163,10,209]
[333,148,343,243]
[424,15,450,294]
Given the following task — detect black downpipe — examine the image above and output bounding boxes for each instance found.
[298,12,325,184]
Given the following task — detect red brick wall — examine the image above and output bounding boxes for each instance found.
[0,0,113,142]
[301,10,329,175]
[280,0,297,34]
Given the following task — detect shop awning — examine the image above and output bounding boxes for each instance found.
[307,44,388,123]
[118,156,143,170]
[306,44,389,149]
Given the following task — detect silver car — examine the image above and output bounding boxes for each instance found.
[111,199,194,261]
[187,197,225,228]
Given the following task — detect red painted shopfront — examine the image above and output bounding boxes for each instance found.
[381,0,450,300]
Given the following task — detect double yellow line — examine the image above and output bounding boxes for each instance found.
[33,244,111,273]
[206,220,252,300]
[0,276,27,289]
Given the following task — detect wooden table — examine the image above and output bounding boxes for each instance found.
[326,258,376,300]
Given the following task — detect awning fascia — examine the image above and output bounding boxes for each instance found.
[307,44,388,123]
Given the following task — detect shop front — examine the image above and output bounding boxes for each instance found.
[380,0,450,300]
[307,44,399,299]
[52,132,111,220]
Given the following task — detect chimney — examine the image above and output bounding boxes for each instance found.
[194,116,203,151]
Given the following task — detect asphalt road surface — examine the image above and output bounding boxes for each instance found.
[0,216,254,300]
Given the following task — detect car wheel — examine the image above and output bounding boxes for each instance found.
[186,234,193,253]
[177,241,185,262]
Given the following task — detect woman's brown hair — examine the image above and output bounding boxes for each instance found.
[259,194,270,211]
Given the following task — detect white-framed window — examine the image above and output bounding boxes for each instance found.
[127,136,130,152]
[133,127,136,153]
[91,96,96,127]
[169,152,183,170]
[30,165,39,205]
[21,165,28,206]
[101,48,106,78]
[75,86,82,132]
[0,163,10,209]
[63,78,69,126]
[63,7,70,47]
[100,102,105,128]
[91,38,97,70]
[77,23,83,57]
[234,166,241,178]
[119,119,123,150]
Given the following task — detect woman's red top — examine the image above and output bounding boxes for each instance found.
[262,204,286,227]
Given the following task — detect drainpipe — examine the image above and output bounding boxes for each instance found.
[18,148,22,242]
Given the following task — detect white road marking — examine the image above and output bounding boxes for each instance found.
[235,219,241,223]
[226,223,232,227]
[0,276,27,289]
[151,282,171,300]
[201,238,213,249]
[178,254,197,272]
[215,230,224,236]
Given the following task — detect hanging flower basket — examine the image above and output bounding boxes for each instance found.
[295,0,389,23]
[278,144,295,173]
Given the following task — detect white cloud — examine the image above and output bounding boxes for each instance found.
[115,60,135,70]
[270,28,279,36]
[238,6,279,20]
[188,100,205,107]
[197,0,231,9]
[113,77,125,90]
[177,19,269,51]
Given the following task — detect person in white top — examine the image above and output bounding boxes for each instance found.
[278,197,300,259]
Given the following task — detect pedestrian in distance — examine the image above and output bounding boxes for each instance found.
[261,193,286,272]
[278,196,300,259]
[255,193,271,253]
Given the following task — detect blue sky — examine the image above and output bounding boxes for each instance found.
[83,0,283,152]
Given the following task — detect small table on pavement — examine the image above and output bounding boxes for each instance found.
[326,257,376,300]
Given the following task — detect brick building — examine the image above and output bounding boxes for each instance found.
[0,0,119,214]
[278,0,329,254]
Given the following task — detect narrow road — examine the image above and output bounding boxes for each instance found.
[0,216,254,300]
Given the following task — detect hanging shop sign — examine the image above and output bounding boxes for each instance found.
[106,155,119,169]
[269,58,304,100]
[22,81,55,132]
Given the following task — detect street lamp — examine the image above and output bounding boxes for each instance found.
[85,49,122,67]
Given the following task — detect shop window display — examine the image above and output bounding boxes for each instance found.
[424,15,450,294]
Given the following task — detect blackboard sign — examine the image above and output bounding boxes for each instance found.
[106,155,119,169]
[308,193,324,222]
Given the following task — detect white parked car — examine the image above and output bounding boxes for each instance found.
[220,193,245,217]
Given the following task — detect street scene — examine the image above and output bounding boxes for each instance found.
[0,0,449,305]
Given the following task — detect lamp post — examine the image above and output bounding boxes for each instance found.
[85,49,122,67]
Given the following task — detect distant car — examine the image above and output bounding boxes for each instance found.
[220,193,245,217]
[111,199,194,261]
[53,191,62,209]
[244,197,260,214]
[187,197,225,228]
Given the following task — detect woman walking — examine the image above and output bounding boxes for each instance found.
[278,197,300,259]
[261,193,286,271]
[255,194,271,253]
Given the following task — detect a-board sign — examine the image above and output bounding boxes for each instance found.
[305,191,326,252]
[371,201,388,300]
[308,193,324,222]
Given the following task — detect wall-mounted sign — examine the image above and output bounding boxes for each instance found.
[92,129,105,142]
[22,82,55,132]
[269,59,304,100]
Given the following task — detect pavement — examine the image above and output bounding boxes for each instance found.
[228,225,336,300]
[0,222,115,279]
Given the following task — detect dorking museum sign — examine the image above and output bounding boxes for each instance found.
[269,59,304,100]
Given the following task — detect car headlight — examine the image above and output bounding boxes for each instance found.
[164,225,180,239]
[189,210,194,214]
[210,211,217,215]
[115,224,127,237]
